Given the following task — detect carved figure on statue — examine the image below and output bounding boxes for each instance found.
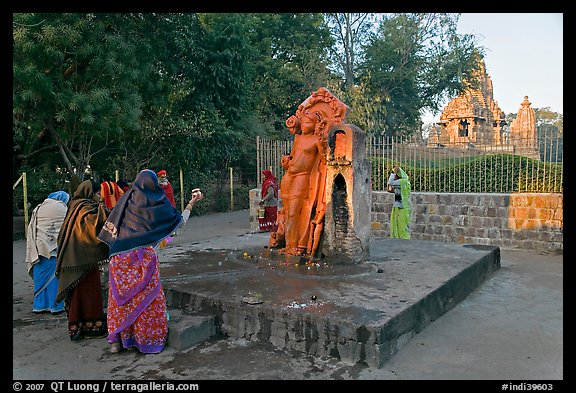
[269,87,348,259]
[279,111,326,255]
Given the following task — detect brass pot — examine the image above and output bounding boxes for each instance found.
[257,206,265,219]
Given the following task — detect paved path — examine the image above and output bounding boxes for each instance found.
[13,209,563,382]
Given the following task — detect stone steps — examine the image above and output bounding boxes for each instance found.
[166,308,217,351]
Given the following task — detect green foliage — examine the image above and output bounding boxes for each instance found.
[13,13,157,177]
[359,13,483,137]
[372,154,563,194]
[13,13,562,216]
[324,13,375,88]
[13,165,70,216]
[239,13,334,137]
[533,108,563,135]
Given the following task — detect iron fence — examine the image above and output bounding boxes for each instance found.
[257,135,563,194]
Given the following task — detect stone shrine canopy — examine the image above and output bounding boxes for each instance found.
[428,59,539,159]
[428,59,507,146]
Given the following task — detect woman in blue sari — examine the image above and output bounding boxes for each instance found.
[25,191,70,313]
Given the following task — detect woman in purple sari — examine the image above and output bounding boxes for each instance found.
[97,169,203,353]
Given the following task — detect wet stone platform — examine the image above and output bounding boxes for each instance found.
[158,233,500,368]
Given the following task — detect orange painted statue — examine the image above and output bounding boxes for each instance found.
[269,87,347,258]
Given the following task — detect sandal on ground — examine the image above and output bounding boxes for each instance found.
[69,331,83,341]
[85,331,108,339]
[110,342,122,353]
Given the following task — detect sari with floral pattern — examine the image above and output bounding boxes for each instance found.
[106,246,167,353]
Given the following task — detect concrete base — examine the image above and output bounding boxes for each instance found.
[159,234,500,368]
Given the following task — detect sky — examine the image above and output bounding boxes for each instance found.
[421,13,563,125]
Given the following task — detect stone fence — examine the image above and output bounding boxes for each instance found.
[372,191,563,253]
[250,190,563,253]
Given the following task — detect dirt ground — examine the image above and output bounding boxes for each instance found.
[13,210,563,383]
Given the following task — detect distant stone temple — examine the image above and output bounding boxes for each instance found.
[428,59,507,147]
[427,59,540,159]
[508,96,539,159]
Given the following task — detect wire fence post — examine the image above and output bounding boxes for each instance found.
[256,136,261,186]
[229,167,234,211]
[179,168,185,212]
[12,173,28,239]
[23,172,28,236]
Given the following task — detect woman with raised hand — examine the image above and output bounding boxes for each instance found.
[97,169,203,354]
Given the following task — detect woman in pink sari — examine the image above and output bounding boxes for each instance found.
[97,169,203,353]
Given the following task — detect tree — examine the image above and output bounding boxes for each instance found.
[241,13,334,138]
[324,13,376,90]
[13,13,162,180]
[12,12,336,203]
[533,107,563,135]
[358,13,483,137]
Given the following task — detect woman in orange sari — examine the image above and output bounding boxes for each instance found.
[100,174,124,209]
[97,169,203,353]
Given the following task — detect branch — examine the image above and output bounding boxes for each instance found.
[48,127,81,172]
[15,144,59,160]
[64,62,78,78]
[13,19,45,27]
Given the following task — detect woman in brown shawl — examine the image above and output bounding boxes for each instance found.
[56,180,109,340]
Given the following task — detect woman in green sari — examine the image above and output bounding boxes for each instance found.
[387,165,411,239]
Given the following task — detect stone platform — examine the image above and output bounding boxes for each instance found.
[158,232,500,368]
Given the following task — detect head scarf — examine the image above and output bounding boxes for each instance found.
[100,179,124,209]
[97,169,182,257]
[261,169,278,199]
[55,180,110,303]
[47,190,70,204]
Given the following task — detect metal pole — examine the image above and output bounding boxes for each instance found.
[256,136,261,186]
[180,168,185,212]
[23,172,29,239]
[229,167,234,211]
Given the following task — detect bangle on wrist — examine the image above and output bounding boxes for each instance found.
[186,203,193,210]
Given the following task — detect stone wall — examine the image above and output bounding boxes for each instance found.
[250,189,563,252]
[371,191,563,252]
